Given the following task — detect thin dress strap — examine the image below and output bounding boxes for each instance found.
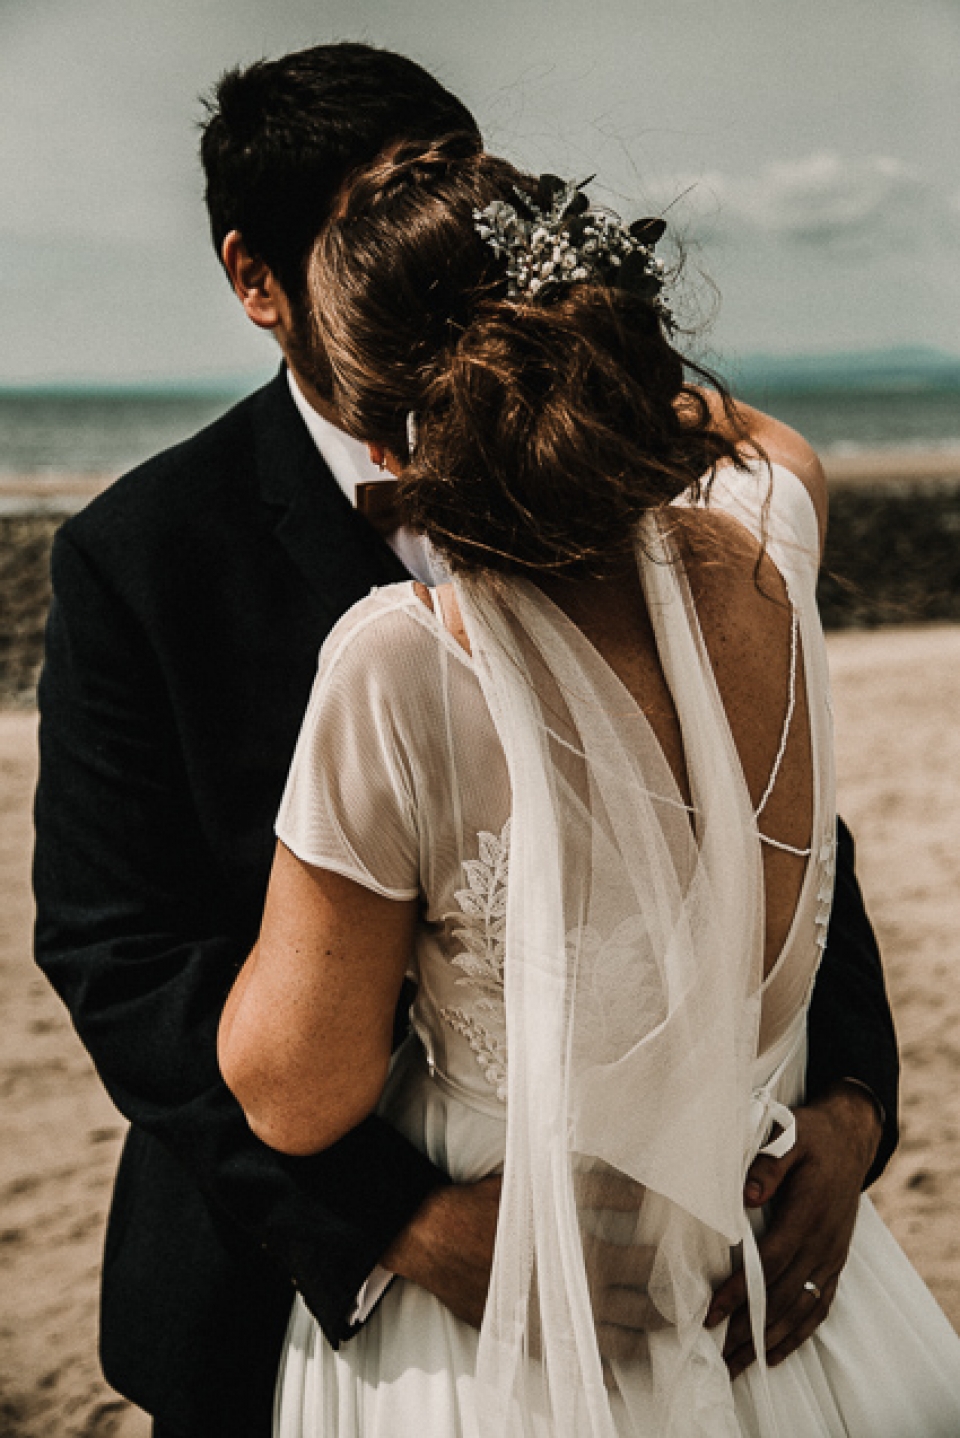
[756,606,811,858]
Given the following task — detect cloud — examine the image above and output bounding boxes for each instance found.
[734,153,924,243]
[651,151,957,255]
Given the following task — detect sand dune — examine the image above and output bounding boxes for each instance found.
[2,623,959,1434]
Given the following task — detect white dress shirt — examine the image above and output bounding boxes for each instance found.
[287,371,447,587]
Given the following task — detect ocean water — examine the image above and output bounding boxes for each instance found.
[0,381,958,478]
[0,391,246,477]
[734,385,960,456]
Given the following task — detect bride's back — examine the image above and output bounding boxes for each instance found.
[431,492,814,984]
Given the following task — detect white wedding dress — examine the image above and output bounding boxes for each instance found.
[273,462,960,1436]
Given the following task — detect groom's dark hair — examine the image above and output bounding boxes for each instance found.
[199,42,481,307]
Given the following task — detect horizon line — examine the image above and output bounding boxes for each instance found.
[2,344,960,396]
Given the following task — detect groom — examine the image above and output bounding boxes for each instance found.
[33,42,898,1438]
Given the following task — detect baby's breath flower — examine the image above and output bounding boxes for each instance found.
[474,175,669,310]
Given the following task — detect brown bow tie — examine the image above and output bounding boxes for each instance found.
[355,480,403,537]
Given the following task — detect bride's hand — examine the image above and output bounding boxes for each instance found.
[705,1082,882,1378]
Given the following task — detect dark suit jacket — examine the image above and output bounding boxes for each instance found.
[33,371,898,1435]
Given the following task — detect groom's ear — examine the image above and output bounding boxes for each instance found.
[222,231,286,331]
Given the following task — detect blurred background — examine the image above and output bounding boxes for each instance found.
[2,5,960,1436]
[1,0,958,470]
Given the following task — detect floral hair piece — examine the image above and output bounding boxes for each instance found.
[474,173,669,314]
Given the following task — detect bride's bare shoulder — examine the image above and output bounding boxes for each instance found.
[669,506,794,669]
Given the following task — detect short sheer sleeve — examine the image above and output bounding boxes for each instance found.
[706,459,821,589]
[275,590,420,900]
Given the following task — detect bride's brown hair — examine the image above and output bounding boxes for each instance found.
[309,136,750,576]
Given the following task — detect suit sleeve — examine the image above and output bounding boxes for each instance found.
[805,817,899,1185]
[33,527,448,1345]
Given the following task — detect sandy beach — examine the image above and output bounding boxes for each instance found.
[2,622,960,1435]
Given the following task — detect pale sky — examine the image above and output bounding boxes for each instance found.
[3,0,958,385]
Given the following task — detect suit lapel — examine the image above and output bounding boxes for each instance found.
[253,371,409,624]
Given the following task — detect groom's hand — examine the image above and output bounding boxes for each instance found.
[381,1174,501,1328]
[705,1082,882,1378]
[379,1166,665,1349]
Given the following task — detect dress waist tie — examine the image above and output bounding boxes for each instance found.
[738,1032,803,1436]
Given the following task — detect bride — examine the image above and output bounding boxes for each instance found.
[218,140,960,1435]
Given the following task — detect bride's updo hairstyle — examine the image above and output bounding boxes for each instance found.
[309,135,748,576]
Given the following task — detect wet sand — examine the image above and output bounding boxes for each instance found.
[2,622,959,1433]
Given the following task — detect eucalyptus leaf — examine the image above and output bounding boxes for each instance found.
[629,216,667,244]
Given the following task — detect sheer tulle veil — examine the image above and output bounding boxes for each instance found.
[456,514,777,1436]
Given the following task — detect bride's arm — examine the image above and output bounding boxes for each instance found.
[220,844,502,1330]
[219,843,417,1156]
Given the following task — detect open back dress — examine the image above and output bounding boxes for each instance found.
[273,461,960,1436]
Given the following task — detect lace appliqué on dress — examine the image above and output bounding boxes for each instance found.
[440,819,510,1102]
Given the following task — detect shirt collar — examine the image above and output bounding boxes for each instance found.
[286,369,446,586]
[286,368,381,503]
